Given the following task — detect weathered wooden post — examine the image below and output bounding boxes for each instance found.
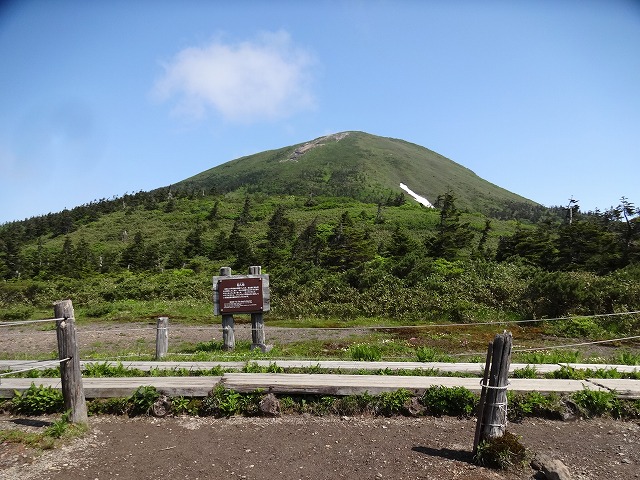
[155,316,169,360]
[215,267,235,350]
[474,331,512,451]
[249,266,266,350]
[54,300,88,425]
[222,314,235,351]
[473,340,494,455]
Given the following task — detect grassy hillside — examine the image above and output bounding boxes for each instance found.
[1,132,638,338]
[176,132,538,216]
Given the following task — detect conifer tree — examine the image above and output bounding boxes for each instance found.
[425,191,474,260]
[323,211,375,270]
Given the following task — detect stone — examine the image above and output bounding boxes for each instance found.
[152,395,171,418]
[404,397,425,417]
[259,393,281,417]
[531,452,572,480]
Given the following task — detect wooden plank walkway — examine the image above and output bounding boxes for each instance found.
[2,359,638,374]
[0,377,223,398]
[2,360,639,399]
[2,373,638,399]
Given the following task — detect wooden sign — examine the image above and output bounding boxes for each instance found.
[213,267,270,316]
[218,277,264,314]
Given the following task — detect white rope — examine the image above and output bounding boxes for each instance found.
[0,358,70,379]
[513,335,640,352]
[77,327,156,334]
[479,382,510,390]
[0,317,65,327]
[263,310,640,331]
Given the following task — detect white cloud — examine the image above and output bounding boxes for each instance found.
[153,31,316,123]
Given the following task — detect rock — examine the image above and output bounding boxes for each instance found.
[152,395,171,418]
[531,452,572,480]
[404,397,425,417]
[259,393,280,417]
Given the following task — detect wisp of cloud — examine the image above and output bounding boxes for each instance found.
[153,31,316,123]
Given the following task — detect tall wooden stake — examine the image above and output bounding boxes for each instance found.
[155,316,169,360]
[473,340,494,455]
[479,331,512,443]
[218,267,235,351]
[222,314,235,351]
[54,300,88,425]
[248,266,266,351]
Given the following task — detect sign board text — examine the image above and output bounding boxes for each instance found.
[218,277,264,314]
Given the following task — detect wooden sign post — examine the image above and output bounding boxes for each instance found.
[213,266,271,351]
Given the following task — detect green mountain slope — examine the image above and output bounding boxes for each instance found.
[176,131,537,215]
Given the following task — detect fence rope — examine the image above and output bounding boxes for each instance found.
[513,335,640,353]
[3,310,637,333]
[266,310,640,331]
[0,358,70,381]
[0,317,65,327]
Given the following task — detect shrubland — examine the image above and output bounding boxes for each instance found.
[0,186,638,342]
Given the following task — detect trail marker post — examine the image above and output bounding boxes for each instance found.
[213,266,271,351]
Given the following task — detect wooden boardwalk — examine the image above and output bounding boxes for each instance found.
[1,360,639,399]
[2,359,639,374]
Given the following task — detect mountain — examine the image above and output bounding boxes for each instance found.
[175,131,538,215]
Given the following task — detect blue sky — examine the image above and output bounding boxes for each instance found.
[1,0,638,224]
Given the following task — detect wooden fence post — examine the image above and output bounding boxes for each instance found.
[476,331,512,448]
[219,267,235,351]
[222,314,235,351]
[54,300,88,425]
[249,266,266,351]
[156,316,169,360]
[473,340,494,455]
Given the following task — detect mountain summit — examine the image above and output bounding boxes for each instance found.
[176,131,537,214]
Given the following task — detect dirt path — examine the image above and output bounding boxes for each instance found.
[2,414,639,480]
[0,323,371,358]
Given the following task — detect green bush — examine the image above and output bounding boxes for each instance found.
[474,431,528,469]
[512,365,537,378]
[614,349,640,366]
[87,398,129,416]
[84,362,144,377]
[373,389,412,416]
[200,384,243,417]
[333,393,375,416]
[44,411,71,438]
[127,385,160,416]
[349,344,382,361]
[507,391,562,422]
[517,350,581,364]
[421,386,477,417]
[0,305,36,321]
[571,388,621,418]
[416,347,453,363]
[548,316,606,338]
[11,384,64,415]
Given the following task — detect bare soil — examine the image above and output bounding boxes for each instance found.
[1,414,639,480]
[0,322,373,358]
[3,322,640,479]
[2,321,635,360]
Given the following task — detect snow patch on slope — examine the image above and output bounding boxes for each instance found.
[400,183,434,208]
